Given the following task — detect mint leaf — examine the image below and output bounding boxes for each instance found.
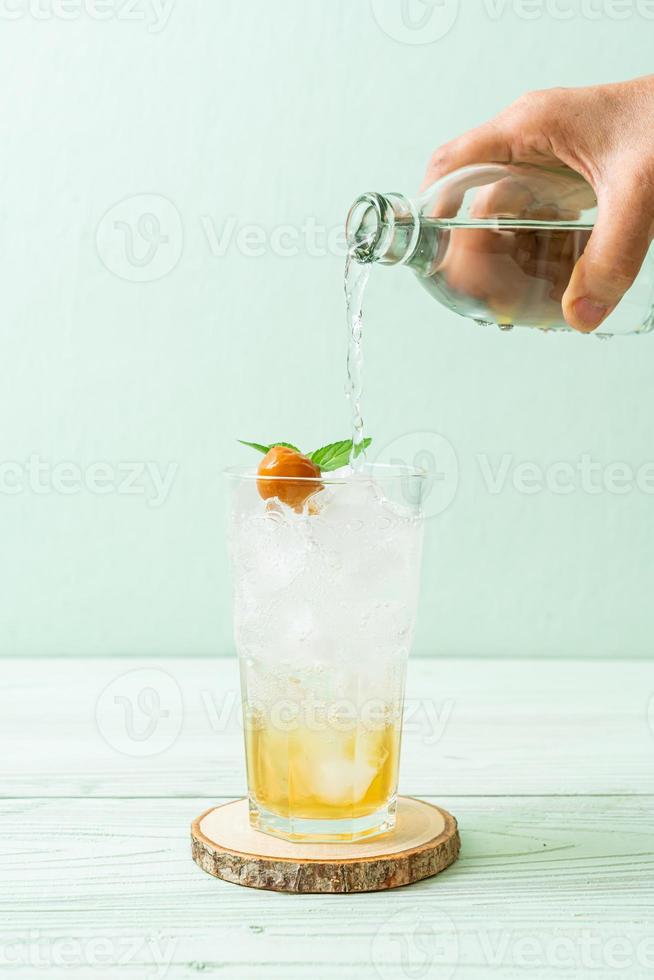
[238,440,271,454]
[353,438,372,457]
[238,440,302,455]
[239,438,371,470]
[309,438,372,472]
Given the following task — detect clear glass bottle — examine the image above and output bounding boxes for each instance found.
[346,163,654,336]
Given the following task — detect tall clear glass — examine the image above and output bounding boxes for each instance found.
[225,464,426,842]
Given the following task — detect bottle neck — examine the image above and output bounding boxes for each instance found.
[346,192,421,265]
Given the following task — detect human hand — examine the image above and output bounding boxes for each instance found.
[422,76,654,332]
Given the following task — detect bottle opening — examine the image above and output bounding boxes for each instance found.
[345,193,388,263]
[346,192,420,266]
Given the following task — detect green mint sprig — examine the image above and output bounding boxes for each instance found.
[308,439,371,471]
[238,437,372,472]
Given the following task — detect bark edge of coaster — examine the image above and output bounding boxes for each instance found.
[191,796,460,893]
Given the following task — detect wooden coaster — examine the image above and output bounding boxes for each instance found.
[191,797,460,893]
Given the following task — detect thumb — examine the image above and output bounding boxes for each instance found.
[562,183,654,332]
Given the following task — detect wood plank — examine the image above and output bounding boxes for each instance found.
[2,657,652,798]
[0,796,652,979]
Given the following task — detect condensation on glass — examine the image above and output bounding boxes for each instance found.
[225,464,426,842]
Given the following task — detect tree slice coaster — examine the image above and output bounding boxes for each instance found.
[191,797,460,893]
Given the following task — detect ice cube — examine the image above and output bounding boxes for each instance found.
[234,509,308,596]
[307,757,379,806]
[318,479,380,527]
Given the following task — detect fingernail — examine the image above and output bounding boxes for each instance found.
[572,297,610,331]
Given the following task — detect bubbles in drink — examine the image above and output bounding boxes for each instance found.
[230,472,423,838]
[245,718,401,820]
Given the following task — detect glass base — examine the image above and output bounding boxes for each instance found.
[248,797,397,843]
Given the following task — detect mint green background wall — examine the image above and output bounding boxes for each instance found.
[1,1,652,657]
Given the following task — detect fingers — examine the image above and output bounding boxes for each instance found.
[562,179,654,332]
[421,88,577,193]
[421,121,511,191]
[424,166,506,218]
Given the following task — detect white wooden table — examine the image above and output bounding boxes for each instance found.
[2,656,653,978]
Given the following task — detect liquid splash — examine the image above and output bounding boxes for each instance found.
[344,244,372,470]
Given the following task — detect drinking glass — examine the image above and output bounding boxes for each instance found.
[225,463,426,842]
